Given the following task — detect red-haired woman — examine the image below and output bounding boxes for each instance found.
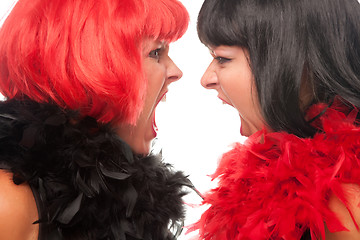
[0,0,190,239]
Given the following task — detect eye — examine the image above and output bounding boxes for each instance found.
[149,48,162,61]
[215,56,231,64]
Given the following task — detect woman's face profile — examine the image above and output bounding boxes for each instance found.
[201,45,264,137]
[116,38,183,155]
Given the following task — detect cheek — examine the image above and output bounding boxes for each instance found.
[144,62,166,92]
[221,71,262,120]
[142,68,166,113]
[147,71,166,93]
[221,72,253,106]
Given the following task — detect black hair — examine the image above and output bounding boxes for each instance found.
[198,0,360,137]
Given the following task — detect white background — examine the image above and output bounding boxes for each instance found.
[0,1,245,239]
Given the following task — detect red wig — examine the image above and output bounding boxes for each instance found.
[0,0,189,124]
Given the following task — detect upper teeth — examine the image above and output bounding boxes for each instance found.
[161,95,166,102]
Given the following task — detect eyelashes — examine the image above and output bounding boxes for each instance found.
[215,56,231,64]
[209,49,232,65]
[149,48,162,61]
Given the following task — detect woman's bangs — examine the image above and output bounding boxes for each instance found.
[197,0,247,47]
[143,0,189,42]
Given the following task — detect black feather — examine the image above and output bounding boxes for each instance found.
[0,99,190,240]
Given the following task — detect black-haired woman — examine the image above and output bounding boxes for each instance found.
[192,0,360,239]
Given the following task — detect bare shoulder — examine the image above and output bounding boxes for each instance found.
[325,183,360,240]
[0,170,39,240]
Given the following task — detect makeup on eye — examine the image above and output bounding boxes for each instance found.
[209,48,232,64]
[215,56,231,64]
[149,48,162,60]
[148,42,170,62]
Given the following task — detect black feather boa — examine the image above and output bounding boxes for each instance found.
[0,99,191,240]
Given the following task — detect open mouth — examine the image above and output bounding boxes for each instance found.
[218,96,233,106]
[151,91,168,137]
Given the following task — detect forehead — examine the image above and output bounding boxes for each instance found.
[142,38,166,48]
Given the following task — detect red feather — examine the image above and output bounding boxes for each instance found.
[189,102,360,239]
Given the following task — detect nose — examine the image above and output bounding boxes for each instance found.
[201,61,218,89]
[166,57,183,83]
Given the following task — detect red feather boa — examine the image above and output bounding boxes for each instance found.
[190,102,360,239]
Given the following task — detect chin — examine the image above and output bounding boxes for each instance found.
[132,142,152,156]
